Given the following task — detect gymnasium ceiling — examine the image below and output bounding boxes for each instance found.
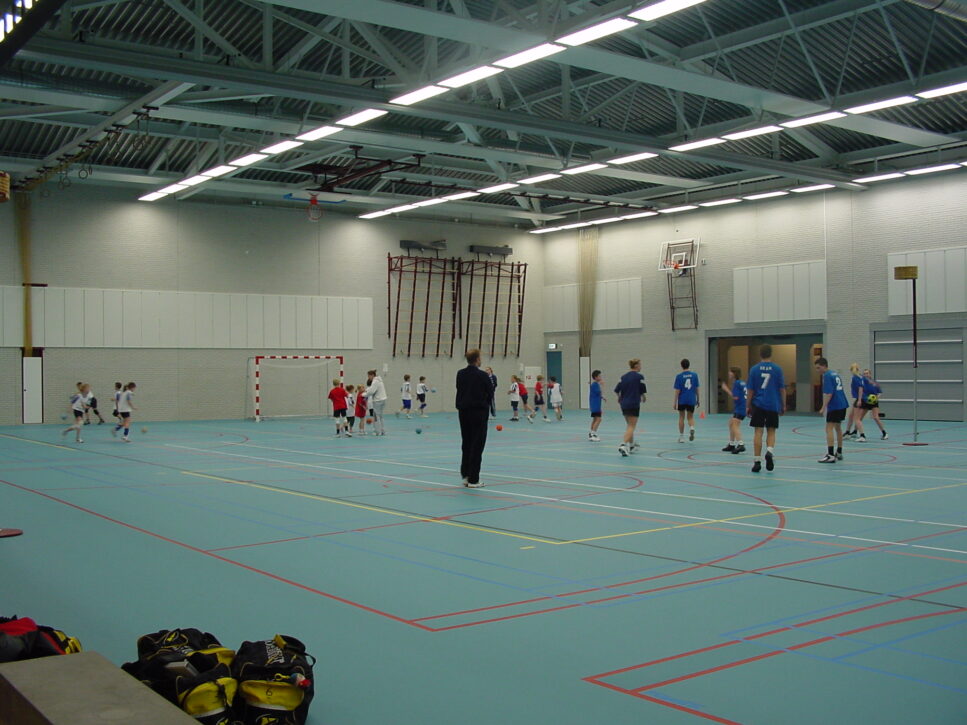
[1,0,966,229]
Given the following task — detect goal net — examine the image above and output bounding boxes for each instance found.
[249,355,345,422]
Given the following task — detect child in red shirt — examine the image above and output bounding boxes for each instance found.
[533,375,548,422]
[327,378,351,437]
[354,384,369,435]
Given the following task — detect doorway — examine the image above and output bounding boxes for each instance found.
[546,350,563,388]
[709,334,823,414]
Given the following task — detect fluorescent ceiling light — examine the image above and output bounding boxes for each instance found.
[609,151,658,164]
[201,165,235,177]
[494,43,566,69]
[179,175,209,187]
[296,125,342,141]
[413,198,449,207]
[791,184,835,193]
[780,111,846,128]
[336,109,388,126]
[744,191,789,200]
[917,81,967,99]
[620,211,658,220]
[852,172,904,183]
[390,85,449,106]
[159,184,188,194]
[560,222,593,229]
[556,18,637,46]
[723,125,783,141]
[138,192,167,202]
[359,210,394,219]
[478,183,519,193]
[630,0,707,22]
[669,138,726,151]
[438,66,504,88]
[844,96,918,114]
[560,163,607,175]
[229,153,269,167]
[386,204,419,213]
[658,205,698,213]
[904,163,962,176]
[518,173,561,184]
[261,140,303,154]
[529,227,556,234]
[590,217,622,225]
[440,191,481,201]
[699,198,742,207]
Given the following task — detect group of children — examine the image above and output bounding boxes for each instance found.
[327,372,435,437]
[506,375,564,423]
[62,381,137,443]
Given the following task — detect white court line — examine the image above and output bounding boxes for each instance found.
[167,443,967,557]
[237,442,967,531]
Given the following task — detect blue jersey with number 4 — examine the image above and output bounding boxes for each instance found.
[748,362,785,412]
[732,380,748,417]
[823,370,849,411]
[674,371,699,406]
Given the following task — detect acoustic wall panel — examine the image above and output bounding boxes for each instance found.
[734,261,825,323]
[0,286,374,350]
[888,245,967,316]
[543,277,642,332]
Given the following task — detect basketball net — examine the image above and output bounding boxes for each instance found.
[306,193,324,222]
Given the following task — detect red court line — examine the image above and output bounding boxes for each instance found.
[0,477,432,631]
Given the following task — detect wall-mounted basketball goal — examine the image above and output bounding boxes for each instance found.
[658,239,700,331]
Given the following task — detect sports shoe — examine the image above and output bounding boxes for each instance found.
[689,429,695,441]
[722,444,736,452]
[510,416,519,421]
[76,438,83,444]
[631,442,641,453]
[881,432,889,440]
[818,454,836,463]
[543,417,551,423]
[765,451,775,471]
[678,435,685,443]
[751,461,762,473]
[618,444,630,457]
[835,452,843,461]
[345,432,353,438]
[857,435,867,443]
[461,477,469,486]
[123,437,131,443]
[466,481,484,488]
[733,444,746,454]
[590,434,600,442]
[527,414,534,424]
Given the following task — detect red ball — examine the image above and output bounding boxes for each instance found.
[366,418,374,424]
[496,424,503,431]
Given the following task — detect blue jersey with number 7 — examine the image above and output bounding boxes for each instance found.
[748,362,785,412]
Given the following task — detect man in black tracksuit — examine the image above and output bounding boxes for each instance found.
[456,349,492,488]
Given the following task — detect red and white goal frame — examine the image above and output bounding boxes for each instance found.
[253,355,344,422]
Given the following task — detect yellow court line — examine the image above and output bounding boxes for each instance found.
[489,450,906,491]
[0,433,77,452]
[556,480,967,544]
[181,471,558,545]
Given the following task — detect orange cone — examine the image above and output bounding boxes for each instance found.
[699,410,706,419]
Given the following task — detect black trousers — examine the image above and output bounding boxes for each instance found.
[459,408,489,484]
[489,393,496,416]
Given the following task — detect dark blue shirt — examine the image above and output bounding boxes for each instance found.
[822,370,849,411]
[732,380,748,417]
[589,381,602,413]
[862,378,881,402]
[748,362,785,412]
[614,371,646,410]
[674,371,699,407]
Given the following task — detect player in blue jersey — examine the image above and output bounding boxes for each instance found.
[720,366,747,454]
[614,358,647,457]
[588,370,605,442]
[673,359,701,443]
[815,358,849,463]
[844,363,864,440]
[746,345,786,473]
[856,369,888,441]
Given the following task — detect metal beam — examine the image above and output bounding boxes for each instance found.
[160,0,255,67]
[19,37,867,187]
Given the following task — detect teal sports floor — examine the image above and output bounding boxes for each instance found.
[1,412,966,724]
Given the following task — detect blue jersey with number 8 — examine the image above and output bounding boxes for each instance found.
[748,362,785,412]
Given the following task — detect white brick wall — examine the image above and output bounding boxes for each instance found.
[0,349,20,425]
[0,186,545,422]
[543,173,967,411]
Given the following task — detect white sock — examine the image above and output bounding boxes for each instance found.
[766,446,774,454]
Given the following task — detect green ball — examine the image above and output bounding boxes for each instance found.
[866,394,878,405]
[415,428,422,435]
[60,414,68,421]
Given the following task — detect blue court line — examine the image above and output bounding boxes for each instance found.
[830,615,967,664]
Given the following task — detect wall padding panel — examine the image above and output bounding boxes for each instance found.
[543,277,643,332]
[733,261,826,323]
[887,246,967,316]
[0,286,374,350]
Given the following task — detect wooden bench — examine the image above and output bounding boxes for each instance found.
[0,651,196,724]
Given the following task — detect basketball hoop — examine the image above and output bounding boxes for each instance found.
[306,193,324,222]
